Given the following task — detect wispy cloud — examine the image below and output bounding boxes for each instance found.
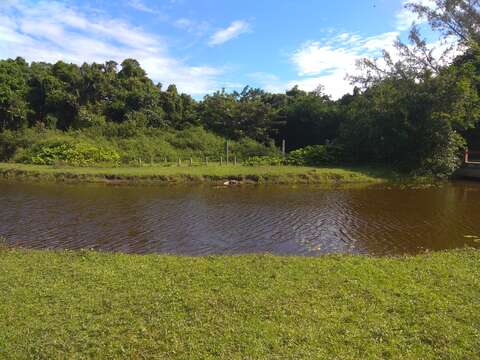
[395,0,433,30]
[292,32,398,77]
[126,0,170,22]
[246,0,442,99]
[0,1,223,95]
[208,20,251,46]
[174,18,210,36]
[128,0,155,13]
[279,31,399,98]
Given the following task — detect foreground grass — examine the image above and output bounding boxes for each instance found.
[0,162,392,185]
[0,249,479,359]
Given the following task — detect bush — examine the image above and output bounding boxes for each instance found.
[287,145,330,166]
[243,156,285,166]
[26,142,120,166]
[231,138,279,159]
[0,126,280,166]
[416,126,465,177]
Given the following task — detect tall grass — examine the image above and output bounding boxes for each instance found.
[0,125,279,166]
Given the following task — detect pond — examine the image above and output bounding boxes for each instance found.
[1,180,480,256]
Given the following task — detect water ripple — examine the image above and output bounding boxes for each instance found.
[1,181,480,255]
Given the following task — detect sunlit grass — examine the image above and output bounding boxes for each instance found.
[0,248,478,359]
[0,162,393,184]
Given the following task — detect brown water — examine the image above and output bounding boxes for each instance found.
[1,180,480,256]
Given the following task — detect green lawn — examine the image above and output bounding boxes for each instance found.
[0,248,478,359]
[0,162,393,185]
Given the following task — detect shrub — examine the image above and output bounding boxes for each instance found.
[417,127,465,177]
[73,107,107,129]
[231,138,279,159]
[287,145,328,166]
[0,126,281,166]
[26,142,120,166]
[243,156,284,166]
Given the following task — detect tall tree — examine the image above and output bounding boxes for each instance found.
[0,58,30,130]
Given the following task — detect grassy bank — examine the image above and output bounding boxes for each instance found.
[0,248,478,359]
[0,162,392,185]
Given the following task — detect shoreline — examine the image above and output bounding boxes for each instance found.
[0,162,432,186]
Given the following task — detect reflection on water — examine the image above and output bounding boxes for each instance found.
[1,180,480,255]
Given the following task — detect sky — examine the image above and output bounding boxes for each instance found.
[0,0,436,99]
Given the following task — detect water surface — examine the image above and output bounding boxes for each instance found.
[1,181,480,255]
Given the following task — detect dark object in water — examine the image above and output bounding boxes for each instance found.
[223,180,240,186]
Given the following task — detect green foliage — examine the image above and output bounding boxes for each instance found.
[287,145,333,166]
[0,126,278,166]
[277,91,340,150]
[0,6,479,178]
[0,162,388,185]
[199,87,276,144]
[0,58,30,130]
[338,47,480,176]
[417,122,466,177]
[243,156,284,166]
[230,138,279,159]
[26,142,120,166]
[73,107,107,129]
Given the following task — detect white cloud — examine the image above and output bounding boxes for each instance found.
[208,20,251,46]
[256,0,441,99]
[251,71,356,100]
[126,0,169,20]
[175,18,193,29]
[396,0,434,30]
[128,0,156,13]
[0,1,222,95]
[293,32,399,77]
[396,8,419,31]
[247,72,286,93]
[282,31,400,98]
[362,32,398,51]
[174,18,210,36]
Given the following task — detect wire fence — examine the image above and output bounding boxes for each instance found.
[131,140,287,167]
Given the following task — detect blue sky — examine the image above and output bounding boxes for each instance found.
[0,0,435,98]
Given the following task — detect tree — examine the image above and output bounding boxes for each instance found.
[406,0,480,46]
[276,89,340,150]
[343,2,480,174]
[0,58,30,130]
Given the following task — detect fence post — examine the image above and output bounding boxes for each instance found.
[178,158,181,167]
[190,157,193,166]
[465,148,469,163]
[220,156,223,166]
[225,140,229,165]
[205,156,208,166]
[282,139,286,158]
[234,156,237,165]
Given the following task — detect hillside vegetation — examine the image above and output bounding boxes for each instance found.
[0,1,479,176]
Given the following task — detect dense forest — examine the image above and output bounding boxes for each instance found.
[0,0,479,176]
